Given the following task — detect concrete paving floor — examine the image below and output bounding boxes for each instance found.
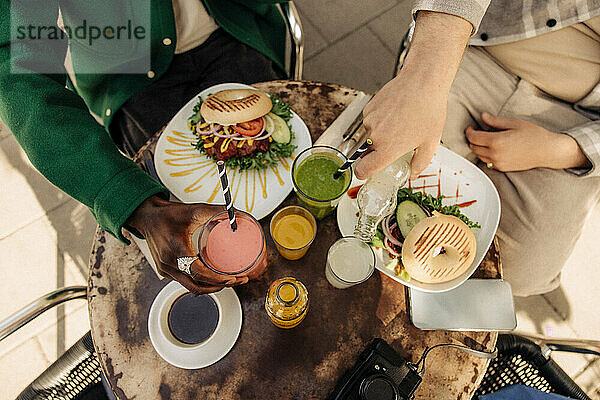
[0,0,599,398]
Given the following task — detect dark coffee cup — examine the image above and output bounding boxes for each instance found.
[167,293,220,345]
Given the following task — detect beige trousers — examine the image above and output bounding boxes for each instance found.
[442,46,600,297]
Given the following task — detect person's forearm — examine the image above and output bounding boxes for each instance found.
[2,1,169,242]
[0,53,167,241]
[349,11,474,179]
[402,11,473,92]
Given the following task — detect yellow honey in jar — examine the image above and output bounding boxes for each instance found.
[265,277,309,329]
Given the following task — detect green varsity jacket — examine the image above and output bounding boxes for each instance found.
[0,0,287,242]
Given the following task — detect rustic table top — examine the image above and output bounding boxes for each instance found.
[88,81,502,400]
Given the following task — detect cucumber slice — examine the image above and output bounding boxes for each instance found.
[396,200,428,239]
[268,112,291,144]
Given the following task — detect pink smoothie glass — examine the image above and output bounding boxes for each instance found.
[198,210,267,280]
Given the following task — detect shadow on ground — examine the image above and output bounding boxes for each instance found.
[514,286,572,335]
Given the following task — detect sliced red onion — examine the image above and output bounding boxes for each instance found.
[211,125,239,139]
[196,123,222,136]
[420,205,432,217]
[213,131,241,139]
[204,117,274,142]
[248,129,272,141]
[257,117,266,136]
[384,238,401,258]
[233,118,272,141]
[195,125,209,134]
[382,215,403,247]
[233,131,273,142]
[382,216,391,237]
[237,116,267,139]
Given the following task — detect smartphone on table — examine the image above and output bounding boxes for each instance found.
[408,279,517,331]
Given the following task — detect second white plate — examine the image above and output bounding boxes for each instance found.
[337,145,500,293]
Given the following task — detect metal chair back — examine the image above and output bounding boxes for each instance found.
[281,2,304,80]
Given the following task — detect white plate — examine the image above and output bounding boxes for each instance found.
[148,282,242,369]
[154,83,312,220]
[337,145,501,293]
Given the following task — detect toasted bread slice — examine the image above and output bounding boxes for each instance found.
[201,89,272,125]
[401,212,476,284]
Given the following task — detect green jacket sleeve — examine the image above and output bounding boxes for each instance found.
[0,1,168,243]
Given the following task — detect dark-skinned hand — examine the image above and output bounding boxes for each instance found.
[126,196,248,295]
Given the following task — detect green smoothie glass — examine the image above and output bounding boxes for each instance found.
[291,146,353,219]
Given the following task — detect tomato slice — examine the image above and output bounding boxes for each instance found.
[231,117,264,137]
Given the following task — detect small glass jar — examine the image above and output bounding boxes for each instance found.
[265,277,309,329]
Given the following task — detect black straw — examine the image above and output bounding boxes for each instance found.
[333,138,372,179]
[217,161,237,232]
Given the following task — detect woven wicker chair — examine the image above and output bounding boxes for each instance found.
[0,286,108,400]
[473,333,599,399]
[4,288,598,399]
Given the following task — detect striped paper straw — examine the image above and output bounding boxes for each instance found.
[217,161,237,232]
[333,138,373,179]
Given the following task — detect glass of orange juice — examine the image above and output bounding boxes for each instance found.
[270,206,317,260]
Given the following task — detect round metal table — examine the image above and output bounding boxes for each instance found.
[88,81,502,400]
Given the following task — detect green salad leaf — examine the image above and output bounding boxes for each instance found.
[188,96,203,130]
[398,269,411,282]
[270,95,292,121]
[370,229,385,249]
[397,187,481,229]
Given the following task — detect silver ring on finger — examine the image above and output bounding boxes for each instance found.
[176,256,198,276]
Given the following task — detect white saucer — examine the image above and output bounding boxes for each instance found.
[148,282,242,369]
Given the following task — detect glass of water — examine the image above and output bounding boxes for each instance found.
[325,237,375,289]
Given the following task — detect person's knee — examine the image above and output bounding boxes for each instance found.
[498,234,563,297]
[486,168,595,297]
[503,264,561,297]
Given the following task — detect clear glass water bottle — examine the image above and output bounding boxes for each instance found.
[354,154,411,242]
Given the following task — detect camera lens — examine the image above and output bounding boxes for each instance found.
[359,374,399,400]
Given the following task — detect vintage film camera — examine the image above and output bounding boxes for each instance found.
[328,338,423,400]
